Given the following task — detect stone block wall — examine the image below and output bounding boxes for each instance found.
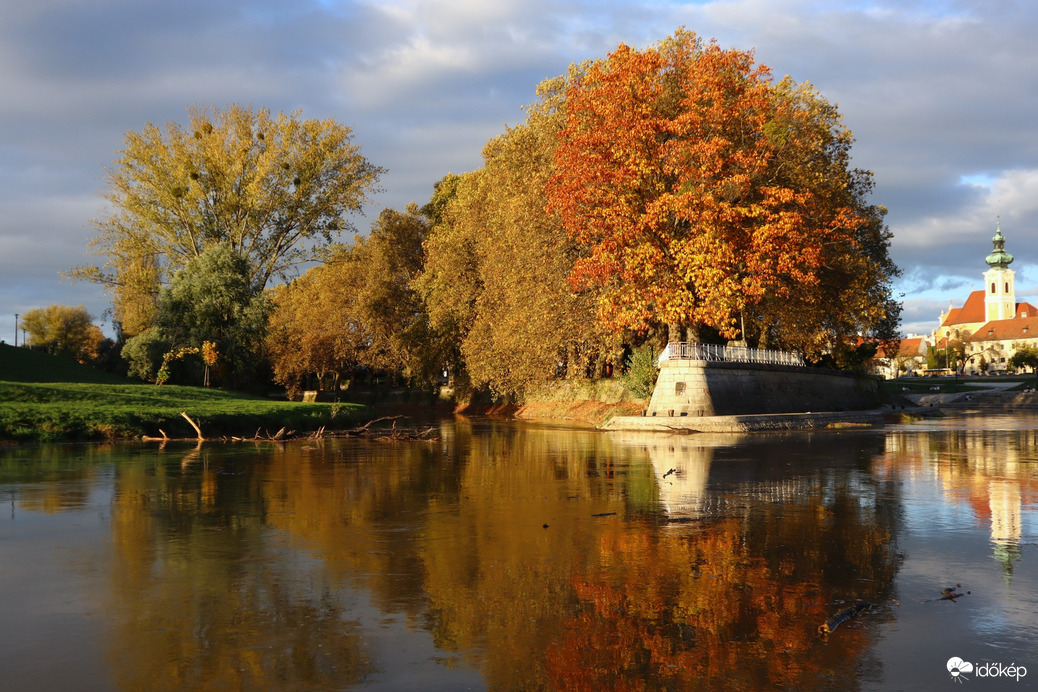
[646,360,881,417]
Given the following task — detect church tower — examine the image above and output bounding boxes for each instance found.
[984,221,1015,322]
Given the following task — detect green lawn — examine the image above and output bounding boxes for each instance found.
[0,343,368,442]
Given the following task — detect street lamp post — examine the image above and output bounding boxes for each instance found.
[13,313,17,347]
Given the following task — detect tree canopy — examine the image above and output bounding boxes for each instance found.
[266,206,438,395]
[546,30,900,359]
[71,104,383,337]
[20,304,105,364]
[417,80,619,397]
[70,30,903,394]
[122,243,268,386]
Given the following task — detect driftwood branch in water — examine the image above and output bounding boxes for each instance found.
[142,428,171,442]
[181,411,204,441]
[374,422,439,441]
[141,412,205,442]
[143,414,438,444]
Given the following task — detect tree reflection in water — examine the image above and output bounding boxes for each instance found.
[18,419,1016,690]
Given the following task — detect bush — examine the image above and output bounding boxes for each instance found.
[621,344,659,400]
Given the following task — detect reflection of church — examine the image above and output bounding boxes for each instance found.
[988,479,1023,581]
[933,224,1038,375]
[886,431,1030,580]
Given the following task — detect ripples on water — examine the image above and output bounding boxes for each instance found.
[0,414,1035,690]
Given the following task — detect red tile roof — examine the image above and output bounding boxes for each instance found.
[968,316,1038,342]
[941,293,1038,327]
[942,290,986,326]
[1016,301,1038,318]
[897,337,927,356]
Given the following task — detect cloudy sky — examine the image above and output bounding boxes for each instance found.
[2,0,1037,343]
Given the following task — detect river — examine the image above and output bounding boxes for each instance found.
[1,414,1036,690]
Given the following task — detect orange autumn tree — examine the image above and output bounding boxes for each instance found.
[547,30,900,360]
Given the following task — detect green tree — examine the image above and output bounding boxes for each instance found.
[927,340,964,371]
[121,328,167,382]
[123,243,268,386]
[69,104,383,337]
[20,304,106,364]
[1008,346,1038,384]
[621,344,660,400]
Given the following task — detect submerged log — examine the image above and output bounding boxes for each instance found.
[818,601,871,637]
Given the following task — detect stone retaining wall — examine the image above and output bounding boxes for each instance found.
[646,360,881,418]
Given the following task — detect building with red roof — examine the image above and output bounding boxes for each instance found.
[932,224,1038,374]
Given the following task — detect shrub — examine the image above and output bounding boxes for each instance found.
[621,344,659,400]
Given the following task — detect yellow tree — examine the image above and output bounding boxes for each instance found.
[546,30,900,358]
[69,104,383,337]
[417,78,619,397]
[352,205,444,382]
[265,246,370,396]
[20,304,105,364]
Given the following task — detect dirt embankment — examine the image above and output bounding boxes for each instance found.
[514,399,645,427]
[455,400,644,426]
[454,379,646,427]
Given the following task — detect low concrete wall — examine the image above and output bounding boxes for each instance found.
[646,360,881,418]
[601,409,892,433]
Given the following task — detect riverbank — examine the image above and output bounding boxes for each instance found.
[0,380,370,442]
[0,343,373,442]
[455,378,646,428]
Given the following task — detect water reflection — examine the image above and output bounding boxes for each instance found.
[0,416,1036,690]
[884,421,1038,581]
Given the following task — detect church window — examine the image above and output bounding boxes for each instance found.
[991,282,996,293]
[1006,282,1010,293]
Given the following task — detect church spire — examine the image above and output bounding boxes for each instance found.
[985,219,1014,269]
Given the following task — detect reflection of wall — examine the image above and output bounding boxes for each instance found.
[645,441,712,517]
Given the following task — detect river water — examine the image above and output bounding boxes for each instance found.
[1,414,1036,691]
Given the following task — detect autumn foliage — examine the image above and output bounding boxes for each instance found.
[547,30,899,356]
[78,29,900,394]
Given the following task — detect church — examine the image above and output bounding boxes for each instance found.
[931,223,1038,375]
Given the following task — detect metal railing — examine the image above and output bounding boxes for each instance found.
[659,342,806,367]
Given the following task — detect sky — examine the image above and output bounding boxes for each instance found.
[3,0,1038,343]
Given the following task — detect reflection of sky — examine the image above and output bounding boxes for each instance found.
[899,467,1038,541]
[866,418,1038,689]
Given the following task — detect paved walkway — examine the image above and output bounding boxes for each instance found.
[904,380,1021,406]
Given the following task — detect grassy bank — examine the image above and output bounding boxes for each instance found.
[0,344,368,442]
